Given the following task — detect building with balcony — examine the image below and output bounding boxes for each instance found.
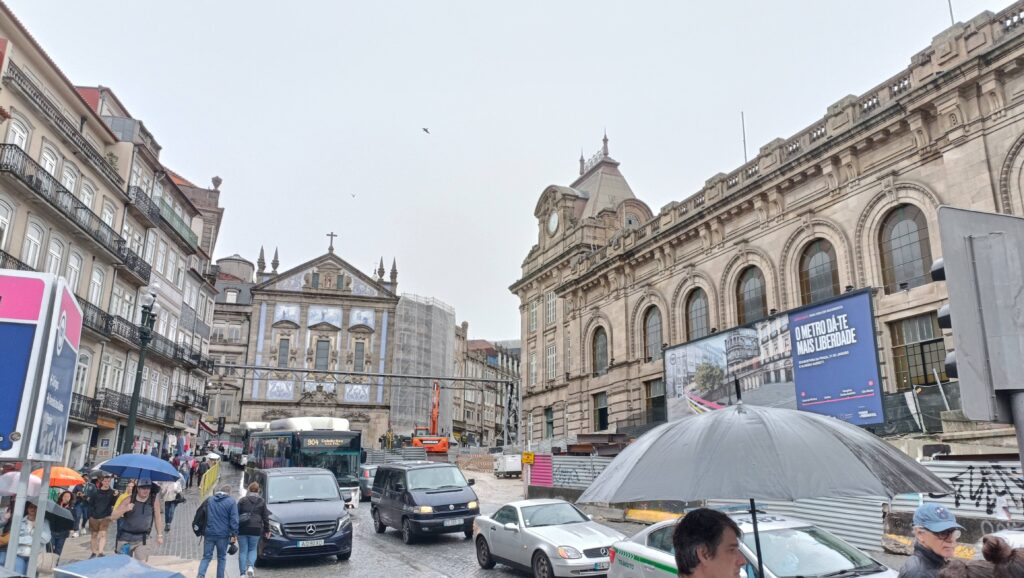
[452,328,520,447]
[208,253,256,432]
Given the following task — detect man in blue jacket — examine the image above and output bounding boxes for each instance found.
[198,484,239,578]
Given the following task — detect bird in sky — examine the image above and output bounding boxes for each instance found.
[422,128,430,134]
[351,193,356,198]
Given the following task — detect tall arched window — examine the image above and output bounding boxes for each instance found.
[100,201,116,228]
[6,119,28,150]
[88,267,105,305]
[79,182,95,210]
[736,266,767,325]
[686,288,710,341]
[60,165,78,194]
[40,148,58,175]
[643,307,663,361]
[45,237,63,275]
[880,205,932,294]
[21,222,43,269]
[592,327,609,375]
[66,252,83,292]
[0,199,12,250]
[799,240,840,305]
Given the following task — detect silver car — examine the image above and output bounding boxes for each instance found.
[473,498,626,577]
[610,512,896,578]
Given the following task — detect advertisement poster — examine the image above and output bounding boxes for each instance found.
[0,273,53,460]
[29,279,82,461]
[664,290,882,427]
[789,291,884,425]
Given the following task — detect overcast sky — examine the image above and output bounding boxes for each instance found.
[6,0,1008,340]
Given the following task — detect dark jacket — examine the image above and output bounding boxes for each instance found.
[897,542,947,578]
[88,488,116,519]
[237,495,269,536]
[203,492,239,539]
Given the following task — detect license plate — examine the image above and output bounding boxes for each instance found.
[298,539,325,547]
[443,518,463,527]
[594,562,610,571]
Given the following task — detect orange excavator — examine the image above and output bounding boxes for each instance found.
[412,380,449,453]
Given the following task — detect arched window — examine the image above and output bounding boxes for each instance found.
[79,182,95,210]
[21,222,43,269]
[66,252,83,292]
[736,266,767,325]
[6,119,28,150]
[40,148,58,175]
[592,327,609,375]
[643,307,663,361]
[73,352,91,395]
[60,165,78,194]
[799,240,840,305]
[0,199,12,250]
[686,288,710,341]
[880,205,932,294]
[45,237,63,275]
[88,266,105,305]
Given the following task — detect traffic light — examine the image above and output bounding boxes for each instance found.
[217,417,226,434]
[930,206,1024,423]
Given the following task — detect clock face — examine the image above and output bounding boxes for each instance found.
[547,211,559,234]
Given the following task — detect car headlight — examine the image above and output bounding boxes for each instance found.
[268,520,282,536]
[416,505,433,514]
[468,501,478,510]
[337,516,352,532]
[557,546,583,559]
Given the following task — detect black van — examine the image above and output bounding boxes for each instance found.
[370,461,480,544]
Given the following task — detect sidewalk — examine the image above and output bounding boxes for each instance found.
[51,466,244,578]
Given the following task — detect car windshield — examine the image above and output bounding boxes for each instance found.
[742,526,879,578]
[521,503,589,528]
[407,467,468,490]
[267,474,340,504]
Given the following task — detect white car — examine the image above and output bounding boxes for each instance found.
[610,511,897,578]
[474,499,626,577]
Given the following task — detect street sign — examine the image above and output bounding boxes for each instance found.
[522,451,535,465]
[934,206,1024,422]
[0,272,55,460]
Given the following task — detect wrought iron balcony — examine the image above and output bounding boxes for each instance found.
[126,186,161,227]
[76,296,113,337]
[70,393,98,423]
[0,144,150,284]
[148,332,180,361]
[0,249,34,271]
[97,388,174,426]
[3,62,124,189]
[158,200,199,251]
[175,388,209,412]
[109,315,141,346]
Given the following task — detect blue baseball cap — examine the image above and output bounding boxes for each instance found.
[913,503,964,533]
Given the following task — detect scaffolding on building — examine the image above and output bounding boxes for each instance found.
[392,294,457,437]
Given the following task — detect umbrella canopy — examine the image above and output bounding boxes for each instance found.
[206,452,221,461]
[0,471,41,497]
[578,403,950,504]
[55,554,186,577]
[97,454,180,482]
[28,496,74,533]
[31,467,85,487]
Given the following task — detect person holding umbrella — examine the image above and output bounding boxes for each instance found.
[0,501,51,575]
[111,479,163,562]
[899,503,966,578]
[673,508,748,578]
[50,490,74,556]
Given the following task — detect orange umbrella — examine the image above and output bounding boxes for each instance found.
[31,466,85,487]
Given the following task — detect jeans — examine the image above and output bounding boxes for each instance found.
[164,501,177,526]
[74,503,89,531]
[237,535,260,573]
[0,550,28,575]
[198,536,230,578]
[52,531,69,555]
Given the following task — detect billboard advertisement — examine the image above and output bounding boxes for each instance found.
[0,273,55,460]
[664,290,883,426]
[29,279,82,461]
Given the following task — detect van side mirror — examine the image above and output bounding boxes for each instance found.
[503,522,518,532]
[468,479,475,486]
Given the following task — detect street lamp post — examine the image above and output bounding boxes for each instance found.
[121,284,160,456]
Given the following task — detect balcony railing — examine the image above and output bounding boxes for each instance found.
[3,62,124,189]
[110,315,141,345]
[97,388,174,426]
[148,332,179,361]
[0,249,34,271]
[175,388,209,411]
[158,200,199,251]
[0,144,150,283]
[127,186,161,226]
[76,296,113,336]
[70,393,98,423]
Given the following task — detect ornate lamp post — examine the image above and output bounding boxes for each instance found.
[121,284,161,455]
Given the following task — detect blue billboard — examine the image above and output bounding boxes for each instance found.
[29,279,82,461]
[789,291,884,425]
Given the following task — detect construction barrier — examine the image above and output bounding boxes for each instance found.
[199,461,220,498]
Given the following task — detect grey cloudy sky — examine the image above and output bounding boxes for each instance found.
[6,0,1007,340]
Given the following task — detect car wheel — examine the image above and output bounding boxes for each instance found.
[337,551,351,562]
[372,509,386,534]
[476,536,496,569]
[533,551,553,578]
[402,518,416,544]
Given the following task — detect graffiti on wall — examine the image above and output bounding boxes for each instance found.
[930,464,1024,515]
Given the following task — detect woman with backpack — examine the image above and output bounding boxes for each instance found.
[236,482,270,577]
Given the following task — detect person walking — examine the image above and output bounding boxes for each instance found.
[72,478,92,537]
[899,503,966,578]
[237,482,270,577]
[158,478,183,532]
[111,480,164,562]
[190,459,200,489]
[178,460,191,489]
[50,490,74,556]
[197,484,239,578]
[86,473,118,558]
[197,459,211,489]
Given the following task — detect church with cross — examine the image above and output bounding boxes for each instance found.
[209,233,401,445]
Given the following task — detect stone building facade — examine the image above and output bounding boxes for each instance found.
[452,332,521,447]
[511,3,1024,441]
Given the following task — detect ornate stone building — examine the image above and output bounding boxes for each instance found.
[511,3,1024,441]
[233,243,399,445]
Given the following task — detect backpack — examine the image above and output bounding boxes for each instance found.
[191,498,210,537]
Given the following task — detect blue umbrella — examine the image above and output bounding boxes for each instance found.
[96,454,179,482]
[55,554,185,577]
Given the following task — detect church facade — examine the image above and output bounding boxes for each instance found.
[511,5,1024,441]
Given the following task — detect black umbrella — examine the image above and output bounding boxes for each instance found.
[28,496,74,533]
[578,401,950,578]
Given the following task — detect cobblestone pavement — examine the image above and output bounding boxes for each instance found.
[57,465,907,577]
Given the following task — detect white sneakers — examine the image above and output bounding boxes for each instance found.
[246,566,255,577]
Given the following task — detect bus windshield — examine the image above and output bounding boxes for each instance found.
[297,434,361,486]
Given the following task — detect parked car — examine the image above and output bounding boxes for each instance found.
[248,467,354,563]
[609,511,895,578]
[371,460,480,544]
[473,498,626,577]
[358,464,378,501]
